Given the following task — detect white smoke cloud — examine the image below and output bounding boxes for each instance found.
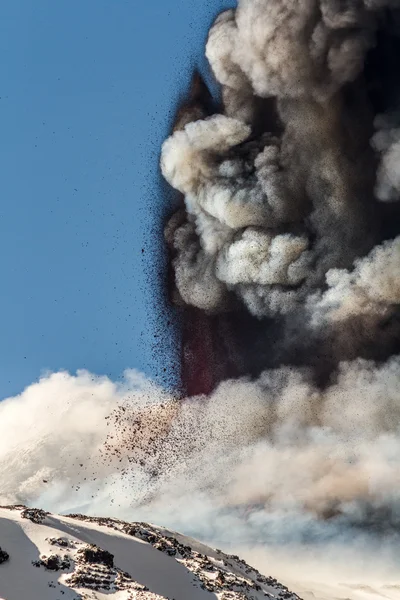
[160,114,290,234]
[372,115,400,201]
[309,235,400,324]
[216,229,311,286]
[0,369,171,513]
[206,0,377,102]
[1,359,400,597]
[137,357,400,529]
[2,358,400,538]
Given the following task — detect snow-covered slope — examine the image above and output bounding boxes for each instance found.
[0,506,300,600]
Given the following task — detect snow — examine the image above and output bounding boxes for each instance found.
[0,506,300,600]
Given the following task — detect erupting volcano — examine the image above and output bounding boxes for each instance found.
[1,3,400,595]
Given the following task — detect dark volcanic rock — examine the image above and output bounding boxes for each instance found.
[32,554,71,571]
[78,544,114,568]
[21,507,48,524]
[0,548,9,564]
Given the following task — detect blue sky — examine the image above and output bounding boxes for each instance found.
[0,0,233,399]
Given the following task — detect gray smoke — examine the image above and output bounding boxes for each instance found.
[162,0,400,332]
[372,113,400,200]
[309,235,400,324]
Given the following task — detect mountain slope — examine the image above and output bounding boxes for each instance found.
[0,506,300,600]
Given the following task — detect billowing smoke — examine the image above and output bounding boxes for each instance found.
[108,356,400,536]
[0,369,171,511]
[1,359,400,531]
[162,0,400,354]
[308,236,400,323]
[1,361,400,597]
[372,113,400,200]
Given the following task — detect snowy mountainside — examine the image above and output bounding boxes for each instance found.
[0,506,300,600]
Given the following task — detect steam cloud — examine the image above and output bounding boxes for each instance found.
[1,362,400,594]
[1,359,400,530]
[2,0,400,596]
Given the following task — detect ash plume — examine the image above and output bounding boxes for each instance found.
[163,0,400,386]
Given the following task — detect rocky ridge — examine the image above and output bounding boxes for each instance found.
[0,505,301,600]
